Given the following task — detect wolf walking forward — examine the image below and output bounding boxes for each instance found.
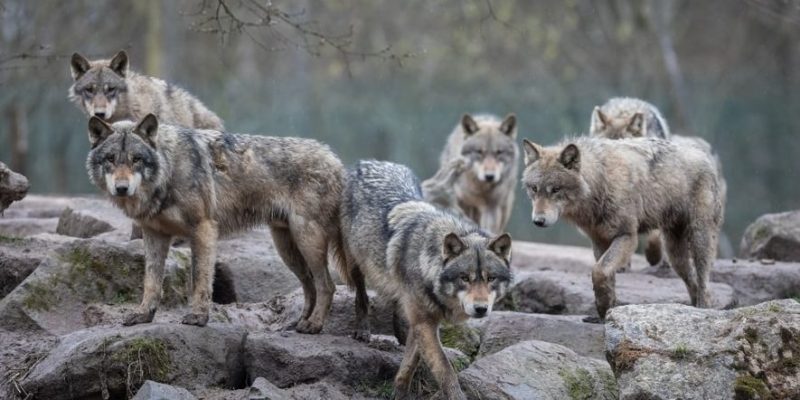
[70,50,224,130]
[521,137,724,320]
[437,113,519,233]
[340,161,513,400]
[85,114,344,332]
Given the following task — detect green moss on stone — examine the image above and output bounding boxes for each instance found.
[559,368,595,400]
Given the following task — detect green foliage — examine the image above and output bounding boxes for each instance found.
[355,379,394,399]
[21,280,58,311]
[734,375,770,400]
[112,337,172,397]
[558,368,595,400]
[672,344,691,360]
[439,322,481,360]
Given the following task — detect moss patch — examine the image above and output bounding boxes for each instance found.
[559,368,595,400]
[439,322,481,360]
[355,379,393,399]
[612,340,652,372]
[672,343,691,360]
[112,337,172,397]
[734,375,771,400]
[21,280,58,311]
[0,234,25,245]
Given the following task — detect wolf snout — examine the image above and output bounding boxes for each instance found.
[473,305,488,317]
[115,181,129,196]
[484,173,496,182]
[533,216,547,227]
[94,111,106,119]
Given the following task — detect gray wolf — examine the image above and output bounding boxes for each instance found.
[590,97,670,140]
[521,136,724,320]
[85,114,344,332]
[438,113,519,233]
[70,51,224,130]
[340,160,513,400]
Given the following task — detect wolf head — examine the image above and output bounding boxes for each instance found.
[70,51,129,121]
[459,113,517,183]
[85,114,161,198]
[590,106,646,139]
[437,232,513,318]
[521,139,589,228]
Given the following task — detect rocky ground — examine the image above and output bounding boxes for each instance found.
[1,195,799,399]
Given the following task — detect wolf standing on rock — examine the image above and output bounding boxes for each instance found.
[85,114,344,332]
[521,136,724,320]
[437,113,519,233]
[340,160,513,400]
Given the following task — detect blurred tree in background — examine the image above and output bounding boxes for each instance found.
[0,0,798,250]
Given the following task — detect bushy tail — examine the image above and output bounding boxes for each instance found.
[645,230,663,266]
[329,214,356,289]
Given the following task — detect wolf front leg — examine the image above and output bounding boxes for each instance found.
[413,320,466,400]
[393,327,420,400]
[591,233,637,319]
[182,219,218,326]
[123,226,171,326]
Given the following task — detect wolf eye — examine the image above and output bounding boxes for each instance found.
[104,154,115,163]
[552,187,561,194]
[106,88,116,97]
[530,185,538,193]
[131,155,142,163]
[85,86,95,95]
[460,274,470,283]
[487,276,496,283]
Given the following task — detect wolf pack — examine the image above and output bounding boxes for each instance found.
[69,51,725,399]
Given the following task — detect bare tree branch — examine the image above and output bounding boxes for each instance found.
[183,0,414,65]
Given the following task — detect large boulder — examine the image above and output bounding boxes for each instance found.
[740,210,800,262]
[468,311,605,360]
[511,240,650,274]
[459,340,617,400]
[605,299,800,400]
[22,323,247,400]
[0,161,28,213]
[55,207,115,238]
[500,270,736,318]
[133,380,197,400]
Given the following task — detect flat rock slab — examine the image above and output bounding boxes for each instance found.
[501,270,736,318]
[459,340,617,400]
[606,299,800,400]
[56,207,115,238]
[511,240,650,274]
[22,323,247,400]
[468,311,605,359]
[133,380,197,400]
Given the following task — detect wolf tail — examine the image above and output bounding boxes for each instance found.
[330,214,356,289]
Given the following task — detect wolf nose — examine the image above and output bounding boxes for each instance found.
[95,112,106,119]
[533,217,546,227]
[115,183,129,196]
[474,305,488,317]
[485,174,496,182]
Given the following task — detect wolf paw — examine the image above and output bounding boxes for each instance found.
[122,310,155,326]
[181,312,209,327]
[295,319,323,334]
[352,329,371,343]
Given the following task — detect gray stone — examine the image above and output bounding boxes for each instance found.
[133,380,197,400]
[468,311,605,359]
[22,323,247,400]
[501,269,736,318]
[248,377,289,400]
[511,240,650,274]
[0,161,28,213]
[740,210,800,262]
[0,217,58,237]
[56,207,115,238]
[459,340,617,400]
[605,300,800,400]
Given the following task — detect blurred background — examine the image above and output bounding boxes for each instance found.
[0,0,798,251]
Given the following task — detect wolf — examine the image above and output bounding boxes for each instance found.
[438,113,519,233]
[521,136,724,320]
[69,50,224,130]
[589,97,727,265]
[340,160,513,400]
[85,114,344,332]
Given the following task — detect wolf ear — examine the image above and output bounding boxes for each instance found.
[88,117,113,148]
[109,50,129,77]
[71,53,91,80]
[134,114,158,147]
[591,106,608,133]
[443,233,466,260]
[488,233,512,263]
[522,139,541,166]
[499,113,517,137]
[627,112,644,136]
[461,114,480,136]
[559,144,580,170]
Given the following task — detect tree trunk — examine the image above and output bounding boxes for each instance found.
[6,103,28,176]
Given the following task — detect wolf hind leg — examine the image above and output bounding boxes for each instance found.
[393,326,419,399]
[689,223,717,308]
[350,264,371,342]
[664,228,700,306]
[290,219,335,334]
[270,226,316,323]
[123,226,171,326]
[182,219,218,326]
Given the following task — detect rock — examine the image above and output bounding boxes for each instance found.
[0,239,191,334]
[459,340,617,400]
[605,299,800,400]
[511,240,650,274]
[468,311,605,360]
[643,258,800,307]
[0,217,58,237]
[248,377,289,400]
[133,380,197,400]
[244,332,401,389]
[740,210,800,262]
[0,237,50,298]
[0,328,57,400]
[22,323,247,400]
[500,270,736,318]
[56,207,115,238]
[0,161,29,213]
